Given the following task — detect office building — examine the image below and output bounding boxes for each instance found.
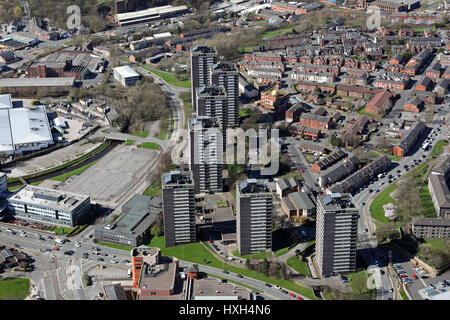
[316,193,359,277]
[190,46,218,112]
[162,171,196,247]
[130,246,179,297]
[113,66,141,86]
[210,63,239,128]
[94,195,162,247]
[7,185,90,227]
[189,116,223,194]
[236,179,273,256]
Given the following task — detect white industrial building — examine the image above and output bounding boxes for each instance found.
[115,5,189,26]
[113,66,141,87]
[0,94,53,155]
[8,185,91,227]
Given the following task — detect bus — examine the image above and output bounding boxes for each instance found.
[422,142,430,151]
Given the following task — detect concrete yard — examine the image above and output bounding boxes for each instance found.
[7,140,102,178]
[60,144,160,206]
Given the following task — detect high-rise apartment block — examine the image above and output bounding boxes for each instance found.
[315,193,359,277]
[189,116,223,194]
[196,86,228,129]
[210,62,239,128]
[190,46,218,112]
[236,179,273,256]
[162,170,196,247]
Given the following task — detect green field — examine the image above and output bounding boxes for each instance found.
[50,161,97,182]
[231,248,272,260]
[0,277,30,300]
[206,273,260,292]
[123,139,135,146]
[286,256,311,276]
[137,142,160,150]
[156,117,169,140]
[8,184,24,192]
[98,242,135,251]
[358,108,382,118]
[430,140,449,157]
[400,288,409,300]
[370,183,398,224]
[239,108,254,117]
[274,247,290,257]
[419,185,437,218]
[140,65,191,88]
[133,131,149,138]
[53,227,75,235]
[143,179,162,196]
[424,238,447,250]
[262,27,294,39]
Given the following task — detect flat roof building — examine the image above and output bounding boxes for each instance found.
[316,193,359,277]
[428,174,450,219]
[8,185,90,227]
[94,195,162,247]
[411,218,450,239]
[190,46,218,112]
[0,95,53,155]
[113,66,141,86]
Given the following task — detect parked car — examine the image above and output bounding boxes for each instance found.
[265,283,272,288]
[274,285,281,290]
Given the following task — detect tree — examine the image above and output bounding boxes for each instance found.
[261,258,270,275]
[280,263,288,280]
[13,5,23,19]
[151,216,163,237]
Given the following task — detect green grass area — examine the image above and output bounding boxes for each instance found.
[143,179,162,196]
[237,47,253,53]
[217,200,229,207]
[419,185,437,218]
[137,142,160,150]
[156,117,169,140]
[132,131,149,138]
[414,163,429,184]
[52,226,75,235]
[400,288,409,300]
[262,26,294,39]
[430,140,449,157]
[358,107,382,118]
[7,141,111,185]
[347,270,375,299]
[8,184,24,192]
[0,277,30,300]
[231,248,272,260]
[286,256,311,276]
[239,108,254,117]
[50,161,97,182]
[123,139,135,146]
[140,64,191,88]
[387,154,402,161]
[98,242,134,252]
[274,247,290,257]
[370,183,398,224]
[423,238,447,250]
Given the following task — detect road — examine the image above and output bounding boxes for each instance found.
[0,223,311,300]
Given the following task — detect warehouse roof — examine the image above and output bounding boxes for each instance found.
[0,77,75,87]
[113,66,140,78]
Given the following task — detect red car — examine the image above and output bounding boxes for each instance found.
[296,296,303,300]
[442,122,446,125]
[399,274,408,278]
[412,274,418,279]
[300,169,304,173]
[413,115,417,118]
[289,292,295,297]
